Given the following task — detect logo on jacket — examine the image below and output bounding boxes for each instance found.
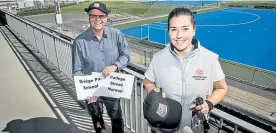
[156,103,167,117]
[193,69,207,80]
[196,69,203,75]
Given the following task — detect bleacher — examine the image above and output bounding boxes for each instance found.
[107,13,141,25]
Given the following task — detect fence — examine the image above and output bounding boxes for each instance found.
[220,59,276,89]
[141,0,218,18]
[121,23,169,44]
[1,9,274,133]
[111,8,134,16]
[126,36,160,67]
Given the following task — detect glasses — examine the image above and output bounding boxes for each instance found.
[88,14,106,19]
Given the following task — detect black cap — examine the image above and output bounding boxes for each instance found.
[85,1,110,15]
[143,90,182,132]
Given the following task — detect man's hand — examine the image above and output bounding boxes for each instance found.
[102,65,117,77]
[190,101,210,114]
[152,88,166,98]
[88,96,98,104]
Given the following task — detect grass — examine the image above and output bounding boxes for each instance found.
[60,0,274,30]
[114,16,168,29]
[114,7,224,29]
[61,0,276,14]
[61,1,173,16]
[61,1,223,29]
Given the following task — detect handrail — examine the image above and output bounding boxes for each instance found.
[211,108,270,133]
[2,8,73,44]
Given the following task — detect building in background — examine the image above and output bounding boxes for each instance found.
[0,0,17,9]
[44,0,86,5]
[17,0,35,9]
[0,0,47,10]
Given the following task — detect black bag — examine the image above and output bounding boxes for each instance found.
[86,100,105,131]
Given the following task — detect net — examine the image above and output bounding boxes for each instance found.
[141,0,219,18]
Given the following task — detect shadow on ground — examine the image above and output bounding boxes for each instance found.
[2,117,86,133]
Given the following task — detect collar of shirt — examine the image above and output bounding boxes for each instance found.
[85,26,110,41]
[169,38,200,58]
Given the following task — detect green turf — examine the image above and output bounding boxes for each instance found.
[114,7,224,29]
[61,1,276,14]
[114,16,167,29]
[61,1,174,16]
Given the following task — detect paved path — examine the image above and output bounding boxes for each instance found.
[0,31,56,131]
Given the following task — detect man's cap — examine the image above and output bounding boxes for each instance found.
[143,90,182,132]
[84,1,110,15]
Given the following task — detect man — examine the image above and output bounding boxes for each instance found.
[72,1,130,133]
[144,7,228,133]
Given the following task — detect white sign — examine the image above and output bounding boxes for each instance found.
[74,72,135,100]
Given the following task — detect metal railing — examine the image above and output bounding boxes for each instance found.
[219,58,276,90]
[1,9,273,133]
[5,11,73,79]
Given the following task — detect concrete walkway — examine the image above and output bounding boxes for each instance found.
[0,32,56,131]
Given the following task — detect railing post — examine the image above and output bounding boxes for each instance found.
[219,117,224,129]
[144,50,147,67]
[124,96,129,129]
[130,93,133,131]
[234,124,238,133]
[140,82,144,133]
[252,69,256,82]
[149,50,153,65]
[32,27,39,51]
[41,32,49,60]
[53,37,61,70]
[135,78,138,132]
